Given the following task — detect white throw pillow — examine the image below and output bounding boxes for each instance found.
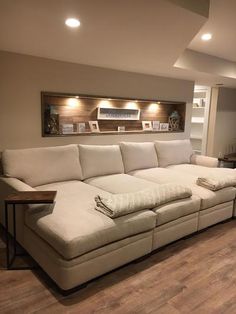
[2,145,82,187]
[120,142,158,173]
[155,139,193,167]
[79,144,124,179]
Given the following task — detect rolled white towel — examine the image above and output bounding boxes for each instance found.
[196,175,236,191]
[95,183,192,218]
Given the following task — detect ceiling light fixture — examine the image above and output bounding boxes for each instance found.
[65,18,80,28]
[201,33,212,41]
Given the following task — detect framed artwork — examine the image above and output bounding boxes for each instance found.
[142,121,152,131]
[152,120,160,131]
[89,121,100,132]
[97,107,140,120]
[160,123,169,131]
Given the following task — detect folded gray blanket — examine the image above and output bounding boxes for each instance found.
[95,183,192,218]
[196,175,236,191]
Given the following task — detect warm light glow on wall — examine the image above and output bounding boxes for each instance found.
[99,100,113,108]
[148,103,160,112]
[125,102,139,109]
[67,98,80,107]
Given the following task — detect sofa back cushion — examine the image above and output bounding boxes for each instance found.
[79,144,124,179]
[120,142,158,173]
[2,145,82,187]
[155,139,193,167]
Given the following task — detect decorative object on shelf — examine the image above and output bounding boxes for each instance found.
[76,123,86,133]
[118,126,125,132]
[193,98,205,108]
[89,121,100,133]
[160,123,169,131]
[142,121,153,131]
[152,121,160,131]
[97,107,140,120]
[47,113,60,134]
[168,110,180,131]
[61,123,74,134]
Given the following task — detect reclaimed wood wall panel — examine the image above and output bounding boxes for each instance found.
[42,92,186,136]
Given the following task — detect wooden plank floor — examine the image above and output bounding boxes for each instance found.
[1,220,236,313]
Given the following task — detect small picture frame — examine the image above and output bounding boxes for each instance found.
[76,123,86,133]
[118,126,125,132]
[142,121,153,131]
[152,120,160,131]
[61,123,74,134]
[160,123,169,131]
[89,121,100,133]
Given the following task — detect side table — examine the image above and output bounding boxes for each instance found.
[5,190,57,269]
[218,154,236,168]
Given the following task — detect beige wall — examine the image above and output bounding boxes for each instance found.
[212,87,236,157]
[0,51,194,150]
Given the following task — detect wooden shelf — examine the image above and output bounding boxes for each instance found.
[191,117,204,124]
[45,130,184,137]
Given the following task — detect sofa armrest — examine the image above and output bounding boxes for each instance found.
[190,154,219,168]
[0,177,35,239]
[0,177,35,193]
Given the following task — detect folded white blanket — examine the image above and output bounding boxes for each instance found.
[196,175,236,191]
[95,183,192,218]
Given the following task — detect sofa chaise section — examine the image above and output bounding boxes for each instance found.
[120,141,236,230]
[80,144,201,250]
[26,180,156,260]
[155,140,236,226]
[25,180,156,290]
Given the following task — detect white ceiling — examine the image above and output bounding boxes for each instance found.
[189,0,236,62]
[0,0,206,72]
[1,0,236,87]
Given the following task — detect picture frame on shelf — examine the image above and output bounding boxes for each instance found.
[76,123,86,133]
[118,126,125,132]
[142,121,152,131]
[159,123,169,131]
[61,123,74,134]
[152,120,160,131]
[89,121,100,133]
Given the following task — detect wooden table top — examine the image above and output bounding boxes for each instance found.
[5,191,57,204]
[218,157,236,162]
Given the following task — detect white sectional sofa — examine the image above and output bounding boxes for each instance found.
[0,140,235,292]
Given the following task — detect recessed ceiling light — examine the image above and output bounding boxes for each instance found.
[201,33,212,41]
[65,18,80,28]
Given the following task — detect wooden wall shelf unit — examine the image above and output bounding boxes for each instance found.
[41,92,186,137]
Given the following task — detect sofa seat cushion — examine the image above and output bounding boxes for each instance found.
[130,168,236,210]
[85,173,200,225]
[79,144,124,179]
[25,181,156,260]
[85,173,157,194]
[167,164,236,178]
[130,167,196,185]
[154,195,200,226]
[2,145,82,187]
[120,142,158,173]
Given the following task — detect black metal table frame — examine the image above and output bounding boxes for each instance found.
[5,201,32,270]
